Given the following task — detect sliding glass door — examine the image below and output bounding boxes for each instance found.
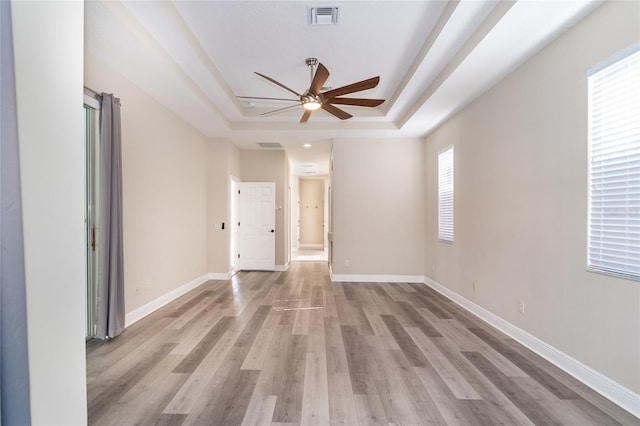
[84,102,100,339]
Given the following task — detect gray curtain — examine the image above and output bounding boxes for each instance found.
[95,93,125,339]
[0,0,32,424]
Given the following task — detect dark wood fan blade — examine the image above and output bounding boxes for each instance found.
[237,96,299,102]
[261,104,301,117]
[321,103,352,120]
[322,76,380,99]
[255,72,301,97]
[300,110,312,123]
[328,98,385,107]
[309,63,330,96]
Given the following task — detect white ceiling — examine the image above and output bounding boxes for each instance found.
[85,0,602,175]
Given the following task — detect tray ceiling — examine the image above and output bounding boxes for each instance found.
[85,0,602,171]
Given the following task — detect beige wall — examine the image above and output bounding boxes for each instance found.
[424,0,640,393]
[332,138,426,276]
[205,138,241,274]
[299,178,325,245]
[206,139,229,273]
[290,175,300,250]
[240,150,288,267]
[13,1,87,422]
[85,53,209,313]
[228,139,240,178]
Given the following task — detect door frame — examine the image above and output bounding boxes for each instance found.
[229,175,241,274]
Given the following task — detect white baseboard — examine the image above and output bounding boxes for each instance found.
[235,266,288,272]
[124,273,211,327]
[423,276,640,419]
[299,243,324,249]
[330,273,424,283]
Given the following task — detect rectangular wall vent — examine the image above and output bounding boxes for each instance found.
[257,142,283,148]
[294,163,319,175]
[309,6,339,25]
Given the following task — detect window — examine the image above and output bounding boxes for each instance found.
[588,46,640,280]
[439,146,454,242]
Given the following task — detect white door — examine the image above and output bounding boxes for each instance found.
[239,182,276,271]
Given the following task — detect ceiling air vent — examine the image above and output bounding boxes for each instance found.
[257,142,283,148]
[295,163,319,175]
[309,6,339,25]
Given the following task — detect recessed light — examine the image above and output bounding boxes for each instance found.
[303,143,311,148]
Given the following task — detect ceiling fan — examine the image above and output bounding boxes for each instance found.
[238,57,384,123]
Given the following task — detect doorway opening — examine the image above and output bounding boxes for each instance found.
[292,176,328,262]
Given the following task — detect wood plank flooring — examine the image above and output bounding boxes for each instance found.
[86,262,638,425]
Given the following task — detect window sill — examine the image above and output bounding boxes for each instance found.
[586,267,640,282]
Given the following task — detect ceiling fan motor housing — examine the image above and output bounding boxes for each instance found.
[301,92,323,110]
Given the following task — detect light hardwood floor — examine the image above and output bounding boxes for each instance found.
[87,262,638,425]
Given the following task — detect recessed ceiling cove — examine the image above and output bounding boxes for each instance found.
[85,0,602,149]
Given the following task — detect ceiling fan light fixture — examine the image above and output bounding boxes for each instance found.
[302,100,322,111]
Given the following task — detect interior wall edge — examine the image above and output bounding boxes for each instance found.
[12,1,87,423]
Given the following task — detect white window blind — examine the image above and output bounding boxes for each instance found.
[439,146,454,242]
[588,46,640,280]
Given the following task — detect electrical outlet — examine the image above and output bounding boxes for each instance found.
[518,300,525,314]
[473,281,477,292]
[344,259,350,267]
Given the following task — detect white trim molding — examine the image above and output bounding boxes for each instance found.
[124,273,212,327]
[330,272,424,283]
[423,276,640,418]
[233,266,288,272]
